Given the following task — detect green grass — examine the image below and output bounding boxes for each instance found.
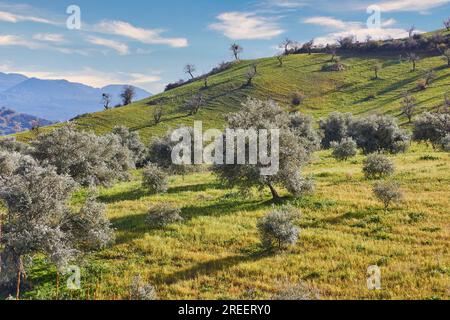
[19,144,450,300]
[15,51,450,143]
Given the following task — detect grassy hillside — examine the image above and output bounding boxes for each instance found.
[22,144,449,300]
[16,51,450,143]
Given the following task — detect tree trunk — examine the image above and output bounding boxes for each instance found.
[16,270,21,300]
[268,183,280,200]
[56,271,60,300]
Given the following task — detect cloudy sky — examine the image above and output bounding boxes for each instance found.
[0,0,449,93]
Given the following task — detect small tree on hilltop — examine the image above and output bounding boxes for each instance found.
[373,63,382,79]
[184,64,196,79]
[373,181,403,211]
[120,86,135,106]
[302,39,314,55]
[281,38,293,55]
[230,43,243,61]
[213,99,316,200]
[407,53,420,72]
[401,92,417,123]
[245,65,257,86]
[276,53,284,67]
[184,93,205,115]
[102,93,112,110]
[444,17,450,31]
[153,106,163,124]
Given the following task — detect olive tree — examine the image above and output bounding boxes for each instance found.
[142,164,168,194]
[413,112,450,149]
[319,112,354,148]
[120,86,135,106]
[401,92,417,123]
[112,126,147,166]
[0,137,32,154]
[363,154,395,179]
[350,115,410,154]
[213,99,316,200]
[0,155,114,298]
[373,181,403,211]
[31,124,134,187]
[331,138,357,161]
[230,43,243,60]
[257,206,300,250]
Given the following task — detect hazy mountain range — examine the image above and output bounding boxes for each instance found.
[0,107,53,135]
[0,72,152,122]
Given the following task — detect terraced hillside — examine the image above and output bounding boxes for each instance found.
[16,51,450,143]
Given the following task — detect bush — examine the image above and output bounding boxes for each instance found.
[129,275,157,300]
[142,164,168,194]
[363,154,395,179]
[146,204,183,228]
[257,206,300,250]
[0,137,32,154]
[331,138,357,161]
[272,282,321,300]
[373,181,403,210]
[31,124,134,187]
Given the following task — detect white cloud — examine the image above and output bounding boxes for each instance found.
[302,16,358,29]
[0,35,40,49]
[314,27,412,46]
[95,20,188,48]
[209,12,284,40]
[382,18,397,27]
[87,36,129,55]
[376,0,450,12]
[266,0,308,8]
[0,10,57,25]
[33,33,65,43]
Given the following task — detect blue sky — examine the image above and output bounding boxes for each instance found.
[0,0,449,93]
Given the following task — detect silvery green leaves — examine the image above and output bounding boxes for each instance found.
[257,206,300,250]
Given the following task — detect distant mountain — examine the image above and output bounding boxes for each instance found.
[0,72,28,92]
[0,74,152,121]
[0,107,53,135]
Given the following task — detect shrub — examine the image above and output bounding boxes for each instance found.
[129,275,157,300]
[363,154,395,179]
[319,112,353,148]
[373,181,403,210]
[0,137,32,154]
[413,112,450,148]
[31,124,134,187]
[417,79,427,91]
[142,164,168,194]
[272,282,321,300]
[146,204,183,228]
[331,138,357,161]
[291,91,305,106]
[257,206,300,250]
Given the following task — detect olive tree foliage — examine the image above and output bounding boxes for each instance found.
[129,275,157,300]
[213,99,317,200]
[363,154,395,179]
[111,126,147,166]
[146,204,183,228]
[0,137,32,154]
[349,115,410,154]
[0,154,114,296]
[331,138,358,161]
[257,206,300,250]
[373,181,403,211]
[147,127,195,176]
[413,112,450,149]
[319,112,354,148]
[31,124,134,187]
[142,164,168,194]
[441,134,450,151]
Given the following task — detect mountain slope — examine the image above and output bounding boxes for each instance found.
[15,52,450,143]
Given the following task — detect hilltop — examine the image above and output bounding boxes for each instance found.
[15,47,450,143]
